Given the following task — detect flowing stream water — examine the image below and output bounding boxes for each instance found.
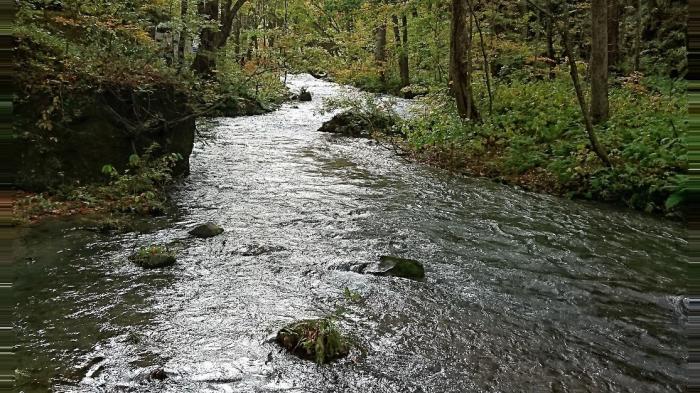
[14,74,686,392]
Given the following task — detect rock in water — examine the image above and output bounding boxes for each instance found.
[276,319,349,364]
[189,222,224,238]
[318,110,396,138]
[298,90,312,102]
[149,368,167,381]
[371,256,425,280]
[130,245,176,269]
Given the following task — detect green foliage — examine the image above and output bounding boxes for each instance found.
[135,245,173,260]
[401,74,686,215]
[278,318,349,365]
[96,144,182,215]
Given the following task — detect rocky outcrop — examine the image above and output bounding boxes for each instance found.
[16,86,196,191]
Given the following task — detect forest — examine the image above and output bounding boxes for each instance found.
[13,0,687,219]
[10,0,689,392]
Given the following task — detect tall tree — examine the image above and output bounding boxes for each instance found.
[374,22,388,85]
[450,0,479,120]
[177,0,189,68]
[590,0,609,124]
[607,0,620,71]
[191,0,249,76]
[391,14,410,88]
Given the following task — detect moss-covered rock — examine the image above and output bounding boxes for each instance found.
[370,256,425,280]
[188,222,224,238]
[216,96,271,117]
[318,110,396,138]
[276,318,350,364]
[298,89,312,102]
[130,246,176,269]
[400,84,429,99]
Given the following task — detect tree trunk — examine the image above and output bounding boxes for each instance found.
[374,23,388,85]
[450,0,479,121]
[233,16,241,61]
[391,15,410,88]
[562,25,612,167]
[178,0,189,69]
[607,0,620,72]
[400,15,410,87]
[191,0,248,76]
[590,0,609,124]
[545,0,555,78]
[633,0,642,71]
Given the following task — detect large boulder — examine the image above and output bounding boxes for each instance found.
[276,319,350,364]
[189,222,224,238]
[318,110,396,138]
[367,256,425,280]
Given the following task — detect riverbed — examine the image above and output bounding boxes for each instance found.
[14,74,686,392]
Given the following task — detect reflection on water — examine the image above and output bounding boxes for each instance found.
[15,75,686,392]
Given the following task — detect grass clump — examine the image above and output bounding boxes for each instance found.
[276,318,350,364]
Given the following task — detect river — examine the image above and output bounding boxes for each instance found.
[14,74,686,392]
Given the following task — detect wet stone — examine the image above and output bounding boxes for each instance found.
[132,254,176,269]
[276,319,350,364]
[130,245,176,269]
[189,222,224,238]
[149,368,167,381]
[298,90,312,102]
[238,244,285,256]
[367,256,425,280]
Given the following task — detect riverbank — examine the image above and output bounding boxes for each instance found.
[388,74,685,217]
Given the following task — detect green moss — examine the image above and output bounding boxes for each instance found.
[276,318,350,364]
[376,256,425,280]
[130,245,176,269]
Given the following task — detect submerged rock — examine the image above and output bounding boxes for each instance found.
[276,319,350,364]
[149,368,168,381]
[189,222,224,238]
[238,244,285,256]
[368,256,425,280]
[130,246,176,269]
[318,110,396,138]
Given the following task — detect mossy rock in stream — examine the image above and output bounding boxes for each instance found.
[276,318,350,364]
[298,88,313,102]
[318,110,397,138]
[216,96,271,117]
[369,256,425,280]
[188,222,224,238]
[130,246,176,269]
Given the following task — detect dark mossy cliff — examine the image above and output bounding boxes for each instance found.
[13,5,200,190]
[15,85,195,190]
